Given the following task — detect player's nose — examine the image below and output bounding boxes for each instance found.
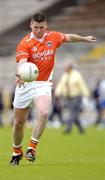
[37,27,41,32]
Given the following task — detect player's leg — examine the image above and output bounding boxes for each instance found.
[26,95,51,162]
[10,82,35,165]
[13,107,29,146]
[33,95,51,139]
[10,107,29,165]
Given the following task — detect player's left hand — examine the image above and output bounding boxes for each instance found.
[85,36,96,43]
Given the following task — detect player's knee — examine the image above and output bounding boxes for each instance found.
[14,119,24,129]
[40,110,49,119]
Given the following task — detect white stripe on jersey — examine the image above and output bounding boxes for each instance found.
[16,52,29,57]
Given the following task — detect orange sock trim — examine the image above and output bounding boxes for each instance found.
[13,146,22,154]
[28,139,38,150]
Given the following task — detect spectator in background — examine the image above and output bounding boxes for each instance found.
[2,88,12,126]
[48,87,64,128]
[98,79,105,127]
[55,63,90,134]
[92,79,102,125]
[0,87,4,126]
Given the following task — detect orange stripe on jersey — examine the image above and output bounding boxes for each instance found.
[16,31,66,81]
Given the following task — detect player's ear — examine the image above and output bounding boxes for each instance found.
[44,21,47,29]
[44,24,47,30]
[44,26,47,30]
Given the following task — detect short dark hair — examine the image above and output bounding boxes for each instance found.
[31,12,47,23]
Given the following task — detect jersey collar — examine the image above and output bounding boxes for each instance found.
[30,32,47,43]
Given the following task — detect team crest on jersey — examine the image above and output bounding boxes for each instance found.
[32,46,37,52]
[46,41,52,47]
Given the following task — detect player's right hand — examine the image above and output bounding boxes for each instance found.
[15,73,25,88]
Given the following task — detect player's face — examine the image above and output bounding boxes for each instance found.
[30,21,47,38]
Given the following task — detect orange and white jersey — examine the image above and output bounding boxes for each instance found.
[16,31,66,81]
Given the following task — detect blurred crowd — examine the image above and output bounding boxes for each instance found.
[0,63,105,133]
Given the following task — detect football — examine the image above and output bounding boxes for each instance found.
[18,62,39,82]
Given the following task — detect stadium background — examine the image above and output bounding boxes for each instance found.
[0,0,105,90]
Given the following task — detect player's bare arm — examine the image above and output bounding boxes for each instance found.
[65,34,96,43]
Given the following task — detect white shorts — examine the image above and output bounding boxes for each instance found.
[13,81,53,108]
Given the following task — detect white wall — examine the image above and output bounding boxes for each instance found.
[0,0,61,33]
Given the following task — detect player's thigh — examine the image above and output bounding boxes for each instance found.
[35,95,51,113]
[14,107,30,124]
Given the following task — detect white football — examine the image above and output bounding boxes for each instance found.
[18,62,39,82]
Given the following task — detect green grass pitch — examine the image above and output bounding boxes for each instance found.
[0,126,105,180]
